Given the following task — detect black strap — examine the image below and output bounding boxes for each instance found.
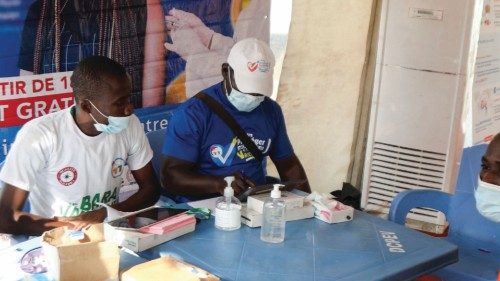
[195,92,263,162]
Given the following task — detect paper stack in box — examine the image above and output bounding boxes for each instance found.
[307,192,354,224]
[242,191,314,227]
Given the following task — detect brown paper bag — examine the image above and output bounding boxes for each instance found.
[121,256,220,281]
[42,224,119,281]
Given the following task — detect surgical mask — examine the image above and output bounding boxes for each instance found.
[474,177,500,222]
[87,100,130,134]
[226,70,265,112]
[227,88,264,112]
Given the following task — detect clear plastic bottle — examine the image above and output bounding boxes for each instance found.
[260,184,286,243]
[215,176,242,231]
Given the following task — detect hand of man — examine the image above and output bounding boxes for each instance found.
[231,171,256,196]
[55,208,106,230]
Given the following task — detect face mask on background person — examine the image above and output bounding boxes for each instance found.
[227,73,264,112]
[87,100,130,134]
[474,176,500,222]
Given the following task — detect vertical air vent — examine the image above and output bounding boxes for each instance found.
[365,142,446,220]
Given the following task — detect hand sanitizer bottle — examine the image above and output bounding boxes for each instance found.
[260,184,286,243]
[215,176,242,231]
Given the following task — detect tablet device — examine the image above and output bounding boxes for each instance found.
[107,207,187,230]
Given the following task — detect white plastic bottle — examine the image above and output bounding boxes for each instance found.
[260,184,286,243]
[215,176,242,231]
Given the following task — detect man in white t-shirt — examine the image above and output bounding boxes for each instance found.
[0,56,160,236]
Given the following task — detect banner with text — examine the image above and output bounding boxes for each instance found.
[0,0,269,162]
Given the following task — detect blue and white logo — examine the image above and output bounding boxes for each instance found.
[210,138,238,167]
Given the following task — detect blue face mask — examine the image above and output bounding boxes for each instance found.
[474,177,500,222]
[228,88,265,112]
[226,73,265,112]
[87,100,130,134]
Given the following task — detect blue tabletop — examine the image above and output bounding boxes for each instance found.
[138,210,458,281]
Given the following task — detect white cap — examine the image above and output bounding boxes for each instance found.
[227,38,275,97]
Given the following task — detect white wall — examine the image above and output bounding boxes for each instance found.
[273,0,376,193]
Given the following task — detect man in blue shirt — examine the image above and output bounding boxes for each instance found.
[162,38,310,199]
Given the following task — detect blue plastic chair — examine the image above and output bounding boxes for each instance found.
[389,144,500,281]
[145,128,167,180]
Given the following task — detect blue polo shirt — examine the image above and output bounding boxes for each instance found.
[162,83,293,185]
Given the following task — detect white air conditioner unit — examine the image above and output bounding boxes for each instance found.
[361,0,482,227]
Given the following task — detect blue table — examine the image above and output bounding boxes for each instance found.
[138,210,458,281]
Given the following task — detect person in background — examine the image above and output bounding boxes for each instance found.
[0,56,160,236]
[161,38,310,201]
[475,132,500,222]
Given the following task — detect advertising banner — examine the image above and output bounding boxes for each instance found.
[0,0,270,162]
[473,0,500,144]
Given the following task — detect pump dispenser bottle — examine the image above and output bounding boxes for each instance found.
[215,176,242,231]
[260,184,286,243]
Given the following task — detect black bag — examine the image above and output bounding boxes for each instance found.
[330,182,361,210]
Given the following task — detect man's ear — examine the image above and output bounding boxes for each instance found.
[79,99,92,114]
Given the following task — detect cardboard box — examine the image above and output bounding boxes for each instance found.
[240,202,315,227]
[41,224,119,281]
[247,191,305,213]
[121,256,220,281]
[104,207,196,252]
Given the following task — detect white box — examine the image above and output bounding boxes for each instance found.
[247,191,304,213]
[104,207,195,252]
[311,201,354,224]
[240,202,314,228]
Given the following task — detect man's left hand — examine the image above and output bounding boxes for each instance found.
[55,208,107,230]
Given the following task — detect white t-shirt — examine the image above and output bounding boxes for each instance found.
[0,107,152,218]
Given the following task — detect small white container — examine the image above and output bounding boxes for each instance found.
[215,176,242,231]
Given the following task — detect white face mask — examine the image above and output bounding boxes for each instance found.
[227,88,265,112]
[226,72,265,112]
[87,100,130,134]
[475,177,500,222]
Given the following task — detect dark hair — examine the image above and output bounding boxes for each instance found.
[70,56,127,100]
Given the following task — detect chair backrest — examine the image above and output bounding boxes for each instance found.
[146,128,167,181]
[446,144,500,252]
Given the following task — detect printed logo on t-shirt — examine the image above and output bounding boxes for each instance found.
[57,167,78,186]
[210,135,272,166]
[111,158,126,178]
[58,187,118,217]
[210,138,238,166]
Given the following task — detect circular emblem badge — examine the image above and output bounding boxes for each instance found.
[111,158,126,178]
[57,167,77,186]
[210,145,223,157]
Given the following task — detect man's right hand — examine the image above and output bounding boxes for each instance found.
[230,171,256,196]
